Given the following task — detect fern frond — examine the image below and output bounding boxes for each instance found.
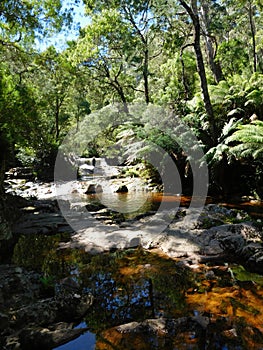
[225,119,263,160]
[252,147,263,159]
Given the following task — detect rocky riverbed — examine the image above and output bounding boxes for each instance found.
[1,177,263,349]
[3,177,263,272]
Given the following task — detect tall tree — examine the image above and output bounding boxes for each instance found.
[199,0,224,83]
[83,0,165,105]
[220,0,263,74]
[0,0,73,46]
[178,0,216,143]
[71,9,138,112]
[0,0,76,185]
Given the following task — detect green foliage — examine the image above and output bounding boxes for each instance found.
[12,234,60,272]
[226,120,263,160]
[205,118,243,165]
[231,265,263,286]
[2,0,263,197]
[0,0,71,45]
[217,39,249,77]
[152,52,197,107]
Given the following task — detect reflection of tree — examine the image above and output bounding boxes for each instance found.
[12,235,92,281]
[12,238,193,329]
[77,248,193,332]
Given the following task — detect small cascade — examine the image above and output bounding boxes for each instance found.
[76,157,120,180]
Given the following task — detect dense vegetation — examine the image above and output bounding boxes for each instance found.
[1,0,263,198]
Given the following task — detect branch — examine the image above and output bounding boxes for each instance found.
[179,0,196,23]
[122,5,147,44]
[124,84,144,93]
[149,50,163,60]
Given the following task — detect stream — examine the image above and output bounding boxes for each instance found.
[11,238,263,350]
[2,163,263,349]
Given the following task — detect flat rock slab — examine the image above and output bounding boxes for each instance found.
[61,207,263,270]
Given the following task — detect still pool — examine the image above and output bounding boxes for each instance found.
[36,247,263,350]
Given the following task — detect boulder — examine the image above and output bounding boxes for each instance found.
[115,185,128,193]
[19,324,88,350]
[85,184,96,194]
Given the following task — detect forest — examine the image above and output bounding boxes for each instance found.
[1,0,263,197]
[1,1,263,349]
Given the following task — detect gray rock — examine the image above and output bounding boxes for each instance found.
[241,242,263,259]
[218,234,245,253]
[19,324,88,350]
[247,251,263,273]
[0,312,9,330]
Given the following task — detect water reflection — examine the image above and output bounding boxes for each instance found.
[55,326,95,350]
[12,237,263,350]
[94,191,157,215]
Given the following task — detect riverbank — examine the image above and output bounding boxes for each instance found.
[1,179,263,349]
[2,178,263,271]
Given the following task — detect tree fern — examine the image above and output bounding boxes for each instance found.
[225,120,263,159]
[204,118,243,166]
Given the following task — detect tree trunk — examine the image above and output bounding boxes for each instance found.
[55,95,60,141]
[115,82,129,114]
[122,6,151,104]
[143,47,150,104]
[179,0,216,144]
[0,160,5,196]
[118,90,129,114]
[200,1,224,83]
[248,1,257,73]
[0,131,8,196]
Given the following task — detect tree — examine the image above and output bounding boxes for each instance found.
[219,0,263,74]
[34,47,76,141]
[0,0,76,184]
[72,9,139,113]
[199,0,224,83]
[178,0,216,144]
[0,0,72,46]
[83,0,166,105]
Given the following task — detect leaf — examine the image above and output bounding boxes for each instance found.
[227,108,244,117]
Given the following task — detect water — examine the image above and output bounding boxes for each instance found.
[6,174,263,349]
[13,241,263,350]
[55,322,96,350]
[87,191,159,216]
[54,325,96,350]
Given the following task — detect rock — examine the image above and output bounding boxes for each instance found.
[96,184,103,193]
[241,242,263,259]
[247,251,263,273]
[218,234,245,253]
[116,316,205,336]
[19,324,88,350]
[115,185,128,193]
[0,312,9,330]
[6,167,34,180]
[78,163,94,175]
[11,290,93,328]
[0,262,94,350]
[85,202,106,212]
[201,222,262,257]
[0,212,12,241]
[85,184,96,194]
